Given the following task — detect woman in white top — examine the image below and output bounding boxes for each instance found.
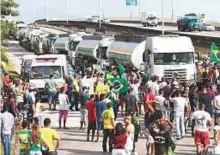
[214,89,220,125]
[58,86,70,129]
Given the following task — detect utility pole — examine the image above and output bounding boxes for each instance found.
[99,0,102,29]
[171,0,174,21]
[66,0,69,24]
[46,0,48,22]
[162,0,164,35]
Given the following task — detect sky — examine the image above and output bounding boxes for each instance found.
[17,0,220,23]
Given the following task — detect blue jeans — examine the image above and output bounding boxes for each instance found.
[2,134,11,155]
[48,91,57,104]
[174,112,185,138]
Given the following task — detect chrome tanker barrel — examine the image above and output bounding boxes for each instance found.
[75,40,100,68]
[107,41,146,69]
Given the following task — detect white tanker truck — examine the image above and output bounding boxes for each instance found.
[107,35,197,82]
[74,35,115,70]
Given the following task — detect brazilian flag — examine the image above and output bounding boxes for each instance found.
[210,42,220,64]
[108,78,129,95]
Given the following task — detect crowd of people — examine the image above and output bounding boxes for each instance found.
[1,56,220,155]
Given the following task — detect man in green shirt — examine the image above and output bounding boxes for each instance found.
[29,118,42,155]
[45,74,58,111]
[16,120,31,155]
[130,110,140,153]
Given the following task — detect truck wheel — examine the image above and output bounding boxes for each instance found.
[143,23,146,27]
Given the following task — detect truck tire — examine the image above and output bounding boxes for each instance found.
[143,23,146,27]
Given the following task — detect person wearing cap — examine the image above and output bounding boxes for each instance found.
[29,117,42,155]
[45,74,58,111]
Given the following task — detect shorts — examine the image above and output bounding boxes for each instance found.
[134,133,139,142]
[80,109,87,122]
[194,131,210,145]
[48,91,57,104]
[59,110,68,121]
[97,121,103,130]
[88,121,97,130]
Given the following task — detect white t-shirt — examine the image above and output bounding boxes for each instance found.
[58,93,69,111]
[150,82,159,96]
[156,95,166,111]
[125,124,135,151]
[191,110,211,132]
[159,81,167,89]
[214,95,220,113]
[170,97,187,115]
[131,82,140,95]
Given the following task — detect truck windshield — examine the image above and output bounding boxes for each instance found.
[30,66,62,79]
[154,52,194,65]
[147,17,156,20]
[69,41,80,51]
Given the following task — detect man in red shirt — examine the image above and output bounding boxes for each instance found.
[85,94,97,141]
[143,88,156,112]
[2,73,10,92]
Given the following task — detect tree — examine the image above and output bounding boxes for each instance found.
[1,0,19,73]
[1,0,19,17]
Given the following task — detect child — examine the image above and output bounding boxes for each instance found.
[213,124,220,154]
[79,87,89,130]
[124,114,135,155]
[112,123,127,155]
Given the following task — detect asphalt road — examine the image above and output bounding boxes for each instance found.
[111,22,220,38]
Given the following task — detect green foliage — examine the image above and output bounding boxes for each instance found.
[1,20,18,40]
[1,0,19,16]
[1,0,19,73]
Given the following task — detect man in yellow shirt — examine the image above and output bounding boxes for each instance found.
[71,74,80,111]
[40,118,60,155]
[102,102,115,152]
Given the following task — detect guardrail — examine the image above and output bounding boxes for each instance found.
[35,18,220,31]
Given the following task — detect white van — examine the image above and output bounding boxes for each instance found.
[29,54,68,97]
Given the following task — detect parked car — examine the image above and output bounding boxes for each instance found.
[201,23,215,31]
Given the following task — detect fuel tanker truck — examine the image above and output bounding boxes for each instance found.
[107,35,197,82]
[74,35,114,70]
[107,41,146,70]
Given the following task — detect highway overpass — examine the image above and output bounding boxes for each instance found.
[35,19,220,55]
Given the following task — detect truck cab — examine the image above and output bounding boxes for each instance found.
[34,34,48,55]
[42,34,59,54]
[141,12,158,27]
[29,55,68,98]
[177,16,202,31]
[143,35,197,82]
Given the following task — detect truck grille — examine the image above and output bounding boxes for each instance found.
[164,69,187,82]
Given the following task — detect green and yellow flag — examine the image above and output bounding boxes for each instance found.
[108,78,128,95]
[114,59,125,76]
[210,42,220,64]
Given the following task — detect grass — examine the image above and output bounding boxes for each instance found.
[1,47,20,78]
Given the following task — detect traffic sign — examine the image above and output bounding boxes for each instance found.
[126,0,137,6]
